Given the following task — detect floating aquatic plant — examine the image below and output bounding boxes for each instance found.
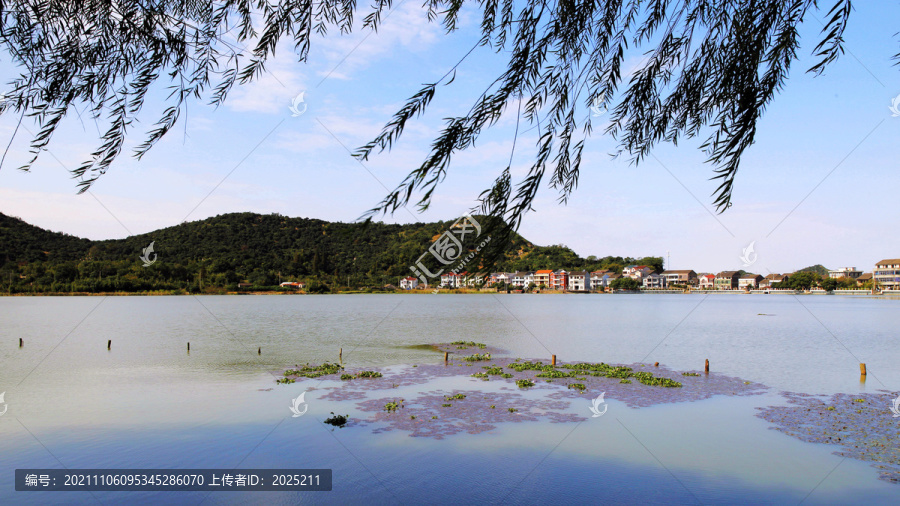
[536,369,576,379]
[682,372,701,377]
[340,374,353,380]
[445,393,466,401]
[356,371,383,378]
[450,341,487,349]
[442,403,452,407]
[324,412,349,427]
[508,361,551,372]
[461,353,492,362]
[568,383,587,392]
[516,379,535,389]
[508,408,518,413]
[471,372,490,381]
[482,365,505,375]
[384,401,400,413]
[283,362,344,379]
[276,378,295,384]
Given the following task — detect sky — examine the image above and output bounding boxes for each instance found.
[1,3,899,275]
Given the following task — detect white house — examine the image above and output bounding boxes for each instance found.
[440,272,459,288]
[698,274,716,289]
[591,272,620,290]
[642,273,667,289]
[512,271,534,288]
[828,267,863,279]
[738,274,763,290]
[568,271,591,291]
[399,276,419,290]
[623,265,653,280]
[494,272,512,286]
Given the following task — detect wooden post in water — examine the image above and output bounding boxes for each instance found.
[187,342,190,352]
[704,359,709,374]
[552,354,557,366]
[258,347,261,355]
[654,362,659,367]
[444,351,449,363]
[339,348,343,361]
[19,338,23,348]
[860,363,867,376]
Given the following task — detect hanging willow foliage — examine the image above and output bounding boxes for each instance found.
[0,1,857,251]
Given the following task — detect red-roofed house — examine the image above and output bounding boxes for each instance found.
[534,270,553,287]
[399,276,419,290]
[698,274,716,289]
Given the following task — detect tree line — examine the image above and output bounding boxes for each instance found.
[0,212,662,294]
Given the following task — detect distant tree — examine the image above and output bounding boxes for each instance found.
[604,263,624,275]
[837,277,858,289]
[636,257,664,273]
[821,278,839,291]
[306,280,331,294]
[788,271,821,291]
[610,277,640,291]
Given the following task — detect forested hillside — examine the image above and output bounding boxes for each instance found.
[0,212,661,293]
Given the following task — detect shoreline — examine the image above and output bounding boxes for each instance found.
[1,290,896,297]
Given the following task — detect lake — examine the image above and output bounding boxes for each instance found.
[2,294,899,504]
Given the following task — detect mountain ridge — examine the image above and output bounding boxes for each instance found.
[0,212,661,293]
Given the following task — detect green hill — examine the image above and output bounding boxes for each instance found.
[0,212,660,293]
[795,264,830,276]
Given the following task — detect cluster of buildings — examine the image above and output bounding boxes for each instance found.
[397,258,900,292]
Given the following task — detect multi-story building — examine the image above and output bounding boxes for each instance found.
[399,277,418,290]
[642,273,667,289]
[567,271,590,291]
[591,272,619,290]
[511,271,534,288]
[875,259,900,291]
[493,272,512,286]
[828,267,863,279]
[590,271,608,289]
[760,273,790,288]
[440,272,459,288]
[698,274,716,289]
[738,274,763,290]
[534,270,552,288]
[550,270,569,290]
[623,265,653,280]
[661,270,697,286]
[715,271,740,290]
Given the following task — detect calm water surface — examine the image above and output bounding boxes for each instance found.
[1,294,898,504]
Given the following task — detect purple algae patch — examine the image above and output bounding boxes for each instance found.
[757,391,900,484]
[276,343,768,439]
[355,390,582,439]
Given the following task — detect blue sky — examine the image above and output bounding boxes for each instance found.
[1,2,899,274]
